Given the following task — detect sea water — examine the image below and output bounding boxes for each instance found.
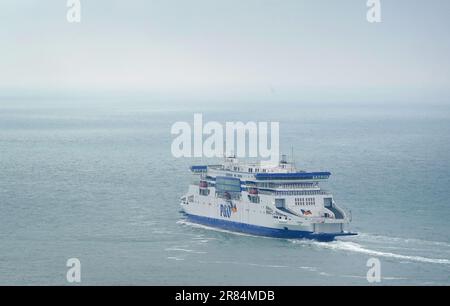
[0,98,449,285]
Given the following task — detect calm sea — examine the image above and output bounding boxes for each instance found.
[1,98,449,285]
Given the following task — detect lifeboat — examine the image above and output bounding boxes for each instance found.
[248,188,258,195]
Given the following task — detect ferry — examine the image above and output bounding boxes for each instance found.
[180,155,356,241]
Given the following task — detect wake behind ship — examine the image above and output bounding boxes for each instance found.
[180,156,356,241]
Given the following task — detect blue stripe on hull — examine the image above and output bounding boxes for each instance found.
[183,213,354,242]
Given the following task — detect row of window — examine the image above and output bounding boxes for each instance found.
[247,195,260,204]
[294,197,316,206]
[274,190,326,196]
[199,188,318,207]
[256,182,317,189]
[247,167,269,173]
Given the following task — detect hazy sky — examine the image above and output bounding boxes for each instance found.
[1,0,450,103]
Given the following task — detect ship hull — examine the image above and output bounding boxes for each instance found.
[183,212,355,242]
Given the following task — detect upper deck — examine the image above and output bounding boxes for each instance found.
[190,157,331,183]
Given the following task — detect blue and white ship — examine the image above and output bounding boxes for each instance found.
[180,155,356,241]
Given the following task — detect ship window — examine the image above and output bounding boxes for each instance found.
[199,189,210,196]
[303,197,315,205]
[275,198,285,208]
[248,195,260,204]
[216,176,241,193]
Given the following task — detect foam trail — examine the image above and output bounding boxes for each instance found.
[198,260,288,269]
[355,232,450,248]
[177,219,275,239]
[293,240,450,265]
[179,220,450,265]
[165,247,206,254]
[167,256,185,261]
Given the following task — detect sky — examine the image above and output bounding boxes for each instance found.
[1,0,450,103]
